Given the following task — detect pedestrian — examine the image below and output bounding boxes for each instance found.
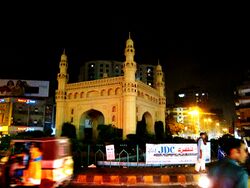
[23,143,42,185]
[208,137,248,188]
[195,132,207,173]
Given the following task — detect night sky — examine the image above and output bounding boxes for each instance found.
[0,5,249,125]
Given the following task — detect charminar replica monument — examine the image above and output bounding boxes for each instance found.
[55,34,166,140]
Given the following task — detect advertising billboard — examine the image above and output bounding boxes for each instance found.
[146,143,211,165]
[0,79,49,97]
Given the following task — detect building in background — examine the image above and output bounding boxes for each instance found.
[166,86,227,139]
[174,86,209,108]
[234,79,250,137]
[0,79,54,136]
[78,60,161,88]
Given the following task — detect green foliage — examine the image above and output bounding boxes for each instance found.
[97,124,122,143]
[61,122,77,139]
[154,121,164,142]
[136,119,147,137]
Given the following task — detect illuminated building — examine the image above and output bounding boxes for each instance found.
[174,86,209,108]
[234,79,250,136]
[0,80,53,135]
[168,87,225,138]
[78,60,158,87]
[0,97,54,135]
[55,34,166,139]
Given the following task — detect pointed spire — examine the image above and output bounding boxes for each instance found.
[61,48,67,61]
[156,58,162,71]
[124,32,135,61]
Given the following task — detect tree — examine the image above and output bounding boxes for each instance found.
[136,118,147,137]
[154,121,164,142]
[97,124,122,143]
[166,114,184,135]
[61,122,77,139]
[168,121,185,135]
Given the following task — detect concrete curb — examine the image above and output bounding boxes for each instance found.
[73,173,204,186]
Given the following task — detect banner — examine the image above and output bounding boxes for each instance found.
[146,143,210,165]
[106,144,115,161]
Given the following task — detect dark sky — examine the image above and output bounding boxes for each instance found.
[0,5,249,124]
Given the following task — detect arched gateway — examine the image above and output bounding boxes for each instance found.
[55,35,166,140]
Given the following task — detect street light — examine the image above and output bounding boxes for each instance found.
[188,107,201,135]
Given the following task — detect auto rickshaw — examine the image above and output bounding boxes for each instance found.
[0,137,74,187]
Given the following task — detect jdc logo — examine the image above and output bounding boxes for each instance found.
[159,146,175,154]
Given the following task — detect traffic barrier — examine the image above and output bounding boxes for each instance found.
[74,173,202,185]
[110,175,120,184]
[127,175,137,184]
[93,175,103,184]
[161,175,170,183]
[76,175,87,183]
[177,175,186,184]
[143,175,153,184]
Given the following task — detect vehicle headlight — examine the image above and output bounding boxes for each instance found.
[198,174,211,188]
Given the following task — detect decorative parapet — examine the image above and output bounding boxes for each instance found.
[66,76,124,90]
[137,81,159,97]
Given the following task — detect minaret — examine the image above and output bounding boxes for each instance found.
[123,32,136,81]
[122,33,137,139]
[155,59,166,129]
[55,49,68,137]
[155,59,164,97]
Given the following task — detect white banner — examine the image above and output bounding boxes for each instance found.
[106,144,115,161]
[146,143,211,165]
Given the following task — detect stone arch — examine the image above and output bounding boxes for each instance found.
[145,94,150,100]
[68,93,72,99]
[142,111,154,134]
[79,109,105,141]
[101,89,106,96]
[74,92,79,99]
[80,92,84,98]
[115,87,121,95]
[86,90,99,98]
[108,88,113,95]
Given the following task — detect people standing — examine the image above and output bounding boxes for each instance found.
[195,132,207,173]
[23,143,42,185]
[12,80,25,96]
[208,137,248,188]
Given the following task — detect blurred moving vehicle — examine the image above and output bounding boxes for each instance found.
[0,137,74,187]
